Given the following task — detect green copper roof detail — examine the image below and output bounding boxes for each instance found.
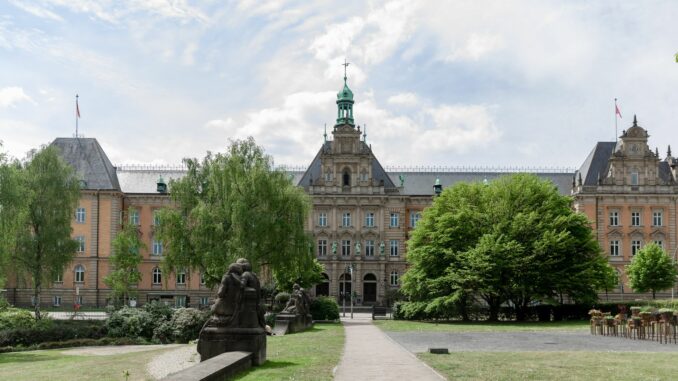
[336,59,355,126]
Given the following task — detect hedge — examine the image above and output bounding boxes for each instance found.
[0,319,107,348]
[310,297,339,321]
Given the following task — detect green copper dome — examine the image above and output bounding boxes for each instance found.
[337,81,354,101]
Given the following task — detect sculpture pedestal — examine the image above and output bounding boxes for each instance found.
[275,313,313,334]
[198,326,267,365]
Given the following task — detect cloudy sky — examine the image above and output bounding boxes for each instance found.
[1,1,677,170]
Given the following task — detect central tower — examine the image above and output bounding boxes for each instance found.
[336,60,355,126]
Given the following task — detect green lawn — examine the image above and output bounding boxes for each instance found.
[419,351,678,381]
[0,346,176,381]
[374,319,589,332]
[234,323,344,381]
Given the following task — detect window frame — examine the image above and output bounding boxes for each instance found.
[390,240,399,257]
[410,212,421,228]
[152,268,162,285]
[176,270,186,285]
[75,207,86,223]
[130,209,140,226]
[75,236,85,253]
[390,213,399,228]
[152,240,163,256]
[365,212,374,227]
[631,211,641,227]
[631,240,642,256]
[342,212,351,227]
[609,211,620,226]
[390,270,399,286]
[74,265,85,283]
[653,211,663,227]
[365,240,375,257]
[318,239,327,256]
[318,212,327,227]
[341,240,351,257]
[610,240,620,256]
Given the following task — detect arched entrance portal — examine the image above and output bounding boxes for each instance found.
[339,273,351,302]
[363,273,377,303]
[315,273,330,296]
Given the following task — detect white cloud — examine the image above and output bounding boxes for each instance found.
[0,87,34,108]
[445,33,502,62]
[387,92,419,106]
[9,0,64,22]
[422,105,501,153]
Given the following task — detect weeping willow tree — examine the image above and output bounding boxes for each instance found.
[156,137,322,290]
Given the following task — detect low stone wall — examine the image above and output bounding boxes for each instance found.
[162,351,252,381]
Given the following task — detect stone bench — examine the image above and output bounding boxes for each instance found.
[162,351,252,381]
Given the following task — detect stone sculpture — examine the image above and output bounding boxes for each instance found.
[275,283,313,335]
[197,259,266,365]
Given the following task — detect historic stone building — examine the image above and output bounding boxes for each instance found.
[4,77,574,308]
[573,116,678,299]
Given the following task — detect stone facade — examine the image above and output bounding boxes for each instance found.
[573,116,678,299]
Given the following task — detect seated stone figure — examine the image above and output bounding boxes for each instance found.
[209,263,244,326]
[282,283,310,316]
[236,258,265,329]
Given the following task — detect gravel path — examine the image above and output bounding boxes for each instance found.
[62,344,182,356]
[384,331,678,353]
[146,344,199,380]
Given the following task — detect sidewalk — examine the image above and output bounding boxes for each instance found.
[334,313,446,381]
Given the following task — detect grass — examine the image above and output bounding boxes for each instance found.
[234,323,344,381]
[0,346,178,381]
[419,351,678,380]
[374,319,589,332]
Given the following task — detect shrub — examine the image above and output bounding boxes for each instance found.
[265,312,277,327]
[169,308,208,343]
[152,308,209,344]
[310,297,339,321]
[106,307,156,339]
[274,292,290,312]
[0,297,11,312]
[0,308,35,331]
[0,319,106,347]
[142,301,173,321]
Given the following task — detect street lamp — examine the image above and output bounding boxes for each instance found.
[347,263,355,319]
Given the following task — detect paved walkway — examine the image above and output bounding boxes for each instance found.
[334,313,445,381]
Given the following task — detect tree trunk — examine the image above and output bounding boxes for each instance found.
[488,303,500,322]
[652,290,656,299]
[33,278,41,320]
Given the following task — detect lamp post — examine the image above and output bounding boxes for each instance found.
[347,263,355,319]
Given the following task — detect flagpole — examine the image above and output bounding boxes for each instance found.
[75,94,79,138]
[614,98,618,142]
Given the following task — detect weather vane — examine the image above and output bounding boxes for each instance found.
[342,58,350,81]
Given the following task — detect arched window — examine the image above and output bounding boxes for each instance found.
[74,265,85,283]
[153,267,162,284]
[342,168,351,186]
[390,270,399,286]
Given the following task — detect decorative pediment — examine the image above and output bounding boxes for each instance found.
[650,229,666,239]
[607,228,623,238]
[628,228,644,238]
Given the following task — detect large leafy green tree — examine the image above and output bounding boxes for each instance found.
[0,146,27,290]
[403,174,608,321]
[104,210,145,306]
[156,137,321,289]
[12,146,80,319]
[626,243,677,299]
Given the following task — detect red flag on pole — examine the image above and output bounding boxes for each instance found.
[615,103,622,118]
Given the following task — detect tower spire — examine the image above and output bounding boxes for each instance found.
[335,59,355,126]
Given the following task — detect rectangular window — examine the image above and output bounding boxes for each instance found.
[653,211,663,226]
[54,273,63,283]
[410,212,421,228]
[610,240,620,256]
[75,295,83,305]
[632,240,642,256]
[631,172,639,185]
[200,296,209,306]
[390,240,399,256]
[153,210,161,226]
[365,240,375,257]
[342,212,351,227]
[75,236,85,253]
[176,271,186,285]
[53,295,61,307]
[609,211,619,226]
[318,212,327,227]
[318,239,327,256]
[152,240,163,256]
[365,212,374,227]
[130,209,140,225]
[175,296,186,308]
[75,207,86,223]
[390,213,399,228]
[631,211,641,226]
[341,240,351,257]
[655,240,664,248]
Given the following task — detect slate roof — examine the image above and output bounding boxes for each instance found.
[388,172,574,196]
[117,170,187,194]
[297,142,397,190]
[51,138,120,191]
[575,142,616,186]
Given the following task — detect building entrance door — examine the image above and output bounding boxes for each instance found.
[363,273,377,303]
